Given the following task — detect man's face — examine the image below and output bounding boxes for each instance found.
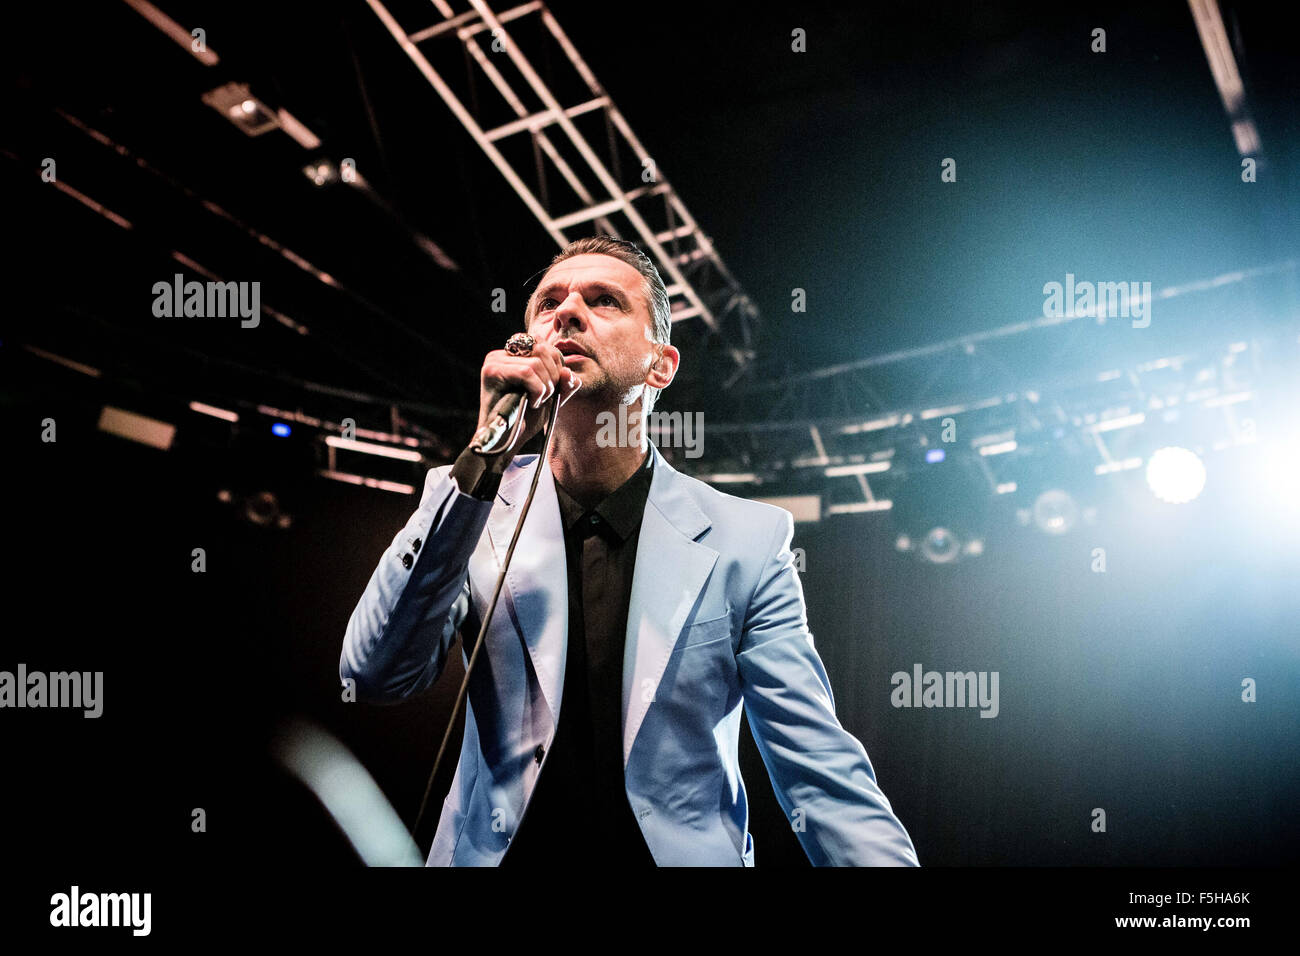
[526,253,662,406]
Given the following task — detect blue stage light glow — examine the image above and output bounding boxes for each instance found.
[926,448,946,463]
[271,422,292,438]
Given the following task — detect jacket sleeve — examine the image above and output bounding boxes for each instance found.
[339,463,496,703]
[736,510,920,866]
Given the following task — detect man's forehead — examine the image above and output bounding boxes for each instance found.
[538,254,643,295]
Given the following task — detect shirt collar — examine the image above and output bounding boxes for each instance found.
[554,450,654,542]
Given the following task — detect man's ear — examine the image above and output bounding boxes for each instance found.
[647,344,680,390]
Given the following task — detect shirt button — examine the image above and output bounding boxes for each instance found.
[534,744,545,763]
[410,537,422,553]
[589,514,599,525]
[400,552,413,570]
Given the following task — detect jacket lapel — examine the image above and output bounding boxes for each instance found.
[486,446,718,772]
[487,455,567,724]
[621,445,717,769]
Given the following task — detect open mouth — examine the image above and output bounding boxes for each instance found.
[554,341,591,360]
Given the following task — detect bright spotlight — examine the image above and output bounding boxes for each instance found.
[1146,446,1206,504]
[919,527,961,564]
[303,160,337,187]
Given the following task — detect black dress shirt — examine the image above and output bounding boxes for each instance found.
[499,449,657,867]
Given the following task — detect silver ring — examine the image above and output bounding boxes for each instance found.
[505,333,535,356]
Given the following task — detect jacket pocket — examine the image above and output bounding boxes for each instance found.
[677,610,733,650]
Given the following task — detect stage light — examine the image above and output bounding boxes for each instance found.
[245,490,285,527]
[978,440,1017,456]
[189,401,239,422]
[825,500,892,514]
[700,472,758,484]
[1092,412,1145,433]
[1095,457,1143,475]
[218,489,294,530]
[303,160,337,187]
[318,471,416,496]
[926,448,945,464]
[840,414,901,435]
[824,461,890,477]
[97,406,175,450]
[202,83,279,137]
[1146,447,1206,504]
[1032,489,1078,534]
[325,436,422,462]
[271,423,292,437]
[920,527,961,564]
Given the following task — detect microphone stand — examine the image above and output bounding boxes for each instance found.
[412,390,562,843]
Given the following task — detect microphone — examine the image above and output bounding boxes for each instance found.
[470,390,528,456]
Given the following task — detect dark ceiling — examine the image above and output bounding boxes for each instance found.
[2,0,1296,456]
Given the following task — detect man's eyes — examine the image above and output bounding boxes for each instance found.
[539,293,621,309]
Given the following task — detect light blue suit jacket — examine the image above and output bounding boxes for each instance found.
[340,443,919,866]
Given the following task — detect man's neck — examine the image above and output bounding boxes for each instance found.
[547,399,649,508]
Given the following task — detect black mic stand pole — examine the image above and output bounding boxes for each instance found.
[412,391,562,842]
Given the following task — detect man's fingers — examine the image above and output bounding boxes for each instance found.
[559,370,582,407]
[536,343,565,383]
[515,354,562,404]
[485,353,562,399]
[522,368,551,407]
[531,354,563,398]
[478,346,571,436]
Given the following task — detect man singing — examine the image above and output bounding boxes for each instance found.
[339,236,919,866]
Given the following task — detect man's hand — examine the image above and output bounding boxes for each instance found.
[476,341,582,454]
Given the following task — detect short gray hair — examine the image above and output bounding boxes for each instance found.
[525,235,672,414]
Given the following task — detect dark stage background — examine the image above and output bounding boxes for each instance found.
[5,355,1295,870]
[2,4,1297,929]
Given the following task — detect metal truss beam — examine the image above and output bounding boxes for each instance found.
[366,0,759,370]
